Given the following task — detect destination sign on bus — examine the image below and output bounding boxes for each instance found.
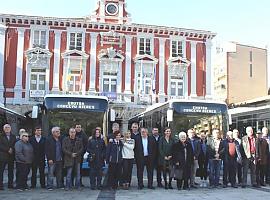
[173,103,226,114]
[53,101,98,110]
[183,106,217,114]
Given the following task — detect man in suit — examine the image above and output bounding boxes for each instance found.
[29,127,46,188]
[188,129,201,188]
[131,122,140,140]
[134,128,157,189]
[0,124,17,190]
[152,127,163,187]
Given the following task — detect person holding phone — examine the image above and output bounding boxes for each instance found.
[62,128,83,190]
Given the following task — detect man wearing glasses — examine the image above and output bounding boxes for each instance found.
[14,131,34,191]
[0,124,16,190]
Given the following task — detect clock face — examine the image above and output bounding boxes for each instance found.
[106,3,118,15]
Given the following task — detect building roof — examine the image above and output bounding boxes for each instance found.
[0,13,216,40]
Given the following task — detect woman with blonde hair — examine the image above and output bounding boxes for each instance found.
[121,130,135,189]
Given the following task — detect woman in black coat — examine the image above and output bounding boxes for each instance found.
[172,131,194,190]
[87,128,106,190]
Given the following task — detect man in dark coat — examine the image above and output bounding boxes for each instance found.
[219,131,242,188]
[75,124,88,187]
[45,126,63,190]
[0,124,16,190]
[29,127,46,188]
[62,128,83,190]
[134,128,157,189]
[131,122,140,140]
[152,127,163,187]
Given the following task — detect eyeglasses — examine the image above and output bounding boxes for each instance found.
[22,135,29,137]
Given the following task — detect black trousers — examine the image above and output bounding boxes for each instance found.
[162,166,172,185]
[89,167,103,188]
[31,161,45,188]
[223,157,237,185]
[16,162,31,189]
[136,156,154,187]
[236,162,243,184]
[122,159,133,185]
[107,163,122,189]
[153,163,162,185]
[256,163,267,185]
[0,160,14,188]
[198,159,208,180]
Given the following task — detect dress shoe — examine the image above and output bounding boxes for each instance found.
[231,184,238,188]
[138,186,144,190]
[148,186,155,189]
[252,184,260,188]
[157,183,163,188]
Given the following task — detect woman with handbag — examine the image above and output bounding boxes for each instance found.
[159,127,174,189]
[87,128,106,190]
[172,132,194,190]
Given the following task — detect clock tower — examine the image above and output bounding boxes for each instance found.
[90,0,131,24]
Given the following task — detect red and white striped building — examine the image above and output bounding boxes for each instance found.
[0,0,216,113]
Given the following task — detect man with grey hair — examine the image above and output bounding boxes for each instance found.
[45,127,63,190]
[262,127,270,185]
[206,129,222,188]
[241,126,258,188]
[219,131,241,188]
[0,124,16,190]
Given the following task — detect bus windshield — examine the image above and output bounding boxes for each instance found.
[171,112,228,138]
[45,110,106,136]
[170,102,228,138]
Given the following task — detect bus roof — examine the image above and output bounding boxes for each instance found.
[228,105,270,116]
[129,98,227,120]
[44,94,109,102]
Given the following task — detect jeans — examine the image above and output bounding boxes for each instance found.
[31,162,45,188]
[89,167,103,188]
[16,162,30,189]
[122,159,133,185]
[0,161,14,188]
[209,159,221,186]
[47,161,63,189]
[66,163,80,189]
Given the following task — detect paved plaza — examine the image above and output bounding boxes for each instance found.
[1,172,270,200]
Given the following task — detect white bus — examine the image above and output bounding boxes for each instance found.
[129,99,229,138]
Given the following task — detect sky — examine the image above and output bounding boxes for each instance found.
[0,0,269,48]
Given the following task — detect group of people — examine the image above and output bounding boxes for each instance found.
[1,122,270,192]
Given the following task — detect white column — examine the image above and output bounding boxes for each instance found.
[206,39,212,98]
[82,59,87,95]
[184,70,188,97]
[159,38,166,102]
[124,35,132,95]
[190,41,197,97]
[89,32,98,93]
[119,1,124,24]
[51,30,62,92]
[117,61,122,94]
[14,28,25,104]
[0,24,7,103]
[99,0,105,23]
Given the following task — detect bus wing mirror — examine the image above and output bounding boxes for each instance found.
[228,113,232,125]
[110,109,116,122]
[167,109,173,122]
[32,105,39,119]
